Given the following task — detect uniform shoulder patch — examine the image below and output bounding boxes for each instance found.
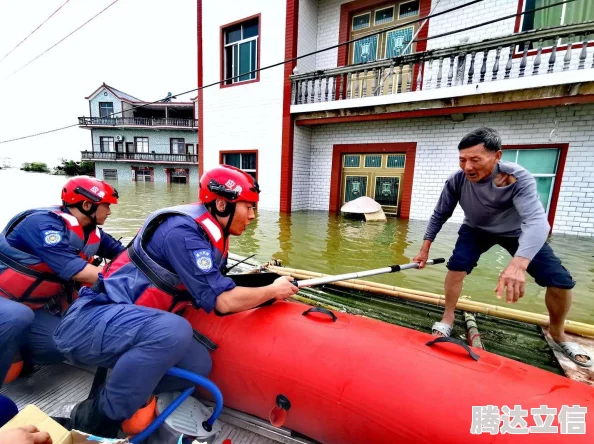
[193,249,213,272]
[42,230,62,246]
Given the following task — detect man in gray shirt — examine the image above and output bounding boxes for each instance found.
[413,127,591,367]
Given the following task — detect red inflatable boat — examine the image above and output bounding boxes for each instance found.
[184,298,594,443]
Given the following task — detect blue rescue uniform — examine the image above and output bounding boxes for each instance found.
[53,204,235,421]
[0,208,124,388]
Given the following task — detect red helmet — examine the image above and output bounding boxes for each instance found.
[199,165,260,204]
[61,176,119,206]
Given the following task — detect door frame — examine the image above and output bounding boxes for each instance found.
[330,142,416,217]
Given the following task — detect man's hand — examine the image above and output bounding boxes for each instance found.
[413,240,432,268]
[495,257,530,303]
[270,276,300,300]
[0,426,52,444]
[494,172,517,187]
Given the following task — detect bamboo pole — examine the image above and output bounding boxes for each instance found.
[266,265,594,338]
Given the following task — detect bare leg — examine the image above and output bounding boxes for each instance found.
[545,287,588,364]
[433,270,466,337]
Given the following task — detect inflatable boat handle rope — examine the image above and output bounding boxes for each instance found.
[129,367,223,443]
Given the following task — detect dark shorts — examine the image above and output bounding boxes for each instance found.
[447,224,575,290]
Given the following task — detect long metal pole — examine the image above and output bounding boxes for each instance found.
[296,258,445,288]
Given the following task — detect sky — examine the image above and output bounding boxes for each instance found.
[0,0,197,168]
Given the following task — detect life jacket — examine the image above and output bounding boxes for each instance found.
[0,206,102,309]
[99,203,228,313]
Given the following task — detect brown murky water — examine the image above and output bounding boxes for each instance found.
[2,169,593,324]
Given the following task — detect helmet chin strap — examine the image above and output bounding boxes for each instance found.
[208,201,236,236]
[71,202,98,223]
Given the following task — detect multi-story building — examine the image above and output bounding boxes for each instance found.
[198,0,594,236]
[79,83,199,184]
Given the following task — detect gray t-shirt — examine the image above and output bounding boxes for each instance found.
[423,160,550,260]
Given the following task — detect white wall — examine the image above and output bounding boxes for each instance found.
[297,0,319,74]
[296,104,594,237]
[201,1,287,211]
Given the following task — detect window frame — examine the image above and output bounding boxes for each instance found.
[99,136,115,153]
[134,137,149,154]
[219,150,259,182]
[99,102,114,118]
[514,0,594,56]
[170,138,186,155]
[220,14,261,88]
[502,143,568,232]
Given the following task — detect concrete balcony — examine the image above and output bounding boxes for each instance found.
[81,151,198,164]
[290,22,594,125]
[78,116,198,130]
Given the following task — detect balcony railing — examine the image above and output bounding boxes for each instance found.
[78,116,198,128]
[81,151,198,163]
[290,21,594,107]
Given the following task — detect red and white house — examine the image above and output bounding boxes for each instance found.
[197,0,594,236]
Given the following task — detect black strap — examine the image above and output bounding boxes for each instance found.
[0,249,66,284]
[193,329,218,351]
[128,244,190,301]
[425,336,480,361]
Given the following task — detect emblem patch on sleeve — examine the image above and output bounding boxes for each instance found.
[42,230,62,246]
[194,249,214,272]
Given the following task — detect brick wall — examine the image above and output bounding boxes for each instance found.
[296,104,594,237]
[292,124,312,210]
[316,0,348,70]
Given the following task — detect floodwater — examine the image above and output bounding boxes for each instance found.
[2,168,594,324]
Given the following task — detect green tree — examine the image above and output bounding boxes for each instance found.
[53,159,95,176]
[21,162,50,173]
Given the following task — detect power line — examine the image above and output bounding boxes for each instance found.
[6,0,121,79]
[0,0,72,64]
[0,0,578,145]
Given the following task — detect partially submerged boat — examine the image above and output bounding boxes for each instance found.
[2,252,594,443]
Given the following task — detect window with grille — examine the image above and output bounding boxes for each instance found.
[344,155,361,168]
[223,17,259,85]
[387,154,406,168]
[350,1,418,65]
[364,155,382,168]
[345,176,368,202]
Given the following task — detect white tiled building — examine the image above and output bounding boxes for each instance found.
[79,84,199,184]
[198,0,594,236]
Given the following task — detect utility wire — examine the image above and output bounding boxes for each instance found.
[0,0,578,145]
[0,0,71,64]
[6,0,121,79]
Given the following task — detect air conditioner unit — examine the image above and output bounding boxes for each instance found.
[115,135,124,142]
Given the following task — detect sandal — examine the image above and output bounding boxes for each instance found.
[431,321,453,338]
[551,341,593,368]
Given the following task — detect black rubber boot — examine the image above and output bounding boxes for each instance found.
[70,396,121,438]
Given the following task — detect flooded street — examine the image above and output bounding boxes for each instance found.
[2,168,593,324]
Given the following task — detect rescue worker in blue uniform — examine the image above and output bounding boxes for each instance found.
[53,165,299,437]
[0,176,124,388]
